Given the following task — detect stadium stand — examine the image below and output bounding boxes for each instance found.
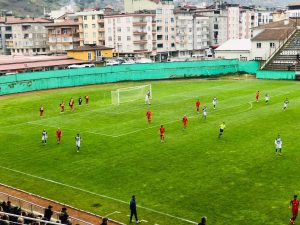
[0,184,123,225]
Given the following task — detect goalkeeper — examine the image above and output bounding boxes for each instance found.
[145,90,151,105]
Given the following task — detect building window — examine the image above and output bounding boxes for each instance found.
[240,56,247,61]
[92,24,96,28]
[84,24,88,29]
[118,36,121,41]
[214,24,218,29]
[127,27,130,32]
[257,43,261,48]
[84,16,87,20]
[88,52,92,60]
[270,42,275,48]
[127,36,131,41]
[108,28,112,33]
[156,9,162,14]
[117,27,121,32]
[92,15,95,20]
[157,43,163,48]
[93,32,96,38]
[108,36,112,41]
[255,57,263,61]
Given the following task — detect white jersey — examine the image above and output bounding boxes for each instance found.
[75,136,81,147]
[203,108,207,116]
[284,100,289,107]
[275,138,282,148]
[265,95,269,101]
[212,98,217,105]
[42,131,47,141]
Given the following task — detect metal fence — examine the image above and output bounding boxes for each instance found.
[0,192,94,225]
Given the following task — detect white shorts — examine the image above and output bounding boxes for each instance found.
[42,136,47,141]
[203,112,207,116]
[284,103,288,108]
[76,141,81,147]
[276,144,282,149]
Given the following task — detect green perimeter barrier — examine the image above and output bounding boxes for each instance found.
[0,60,260,96]
[256,70,295,80]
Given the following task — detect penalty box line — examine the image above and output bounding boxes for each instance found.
[0,165,198,225]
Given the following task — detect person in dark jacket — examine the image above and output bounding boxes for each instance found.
[59,207,69,224]
[129,195,140,223]
[44,205,53,221]
[198,216,207,225]
[100,217,108,225]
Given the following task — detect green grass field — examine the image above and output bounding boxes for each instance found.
[1,78,300,225]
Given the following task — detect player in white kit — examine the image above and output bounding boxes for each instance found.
[265,93,269,104]
[275,135,282,155]
[42,129,48,145]
[75,134,81,152]
[203,106,207,120]
[283,98,289,111]
[212,97,217,110]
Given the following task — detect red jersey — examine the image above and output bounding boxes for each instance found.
[182,116,188,124]
[291,199,299,211]
[160,127,165,135]
[146,111,152,119]
[196,101,201,108]
[256,92,260,98]
[56,129,62,138]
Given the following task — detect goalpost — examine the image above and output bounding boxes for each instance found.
[111,84,152,105]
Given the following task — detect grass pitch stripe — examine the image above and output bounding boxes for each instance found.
[0,165,198,224]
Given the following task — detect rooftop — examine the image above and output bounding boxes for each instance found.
[0,16,52,24]
[45,20,79,27]
[67,46,113,52]
[215,39,251,51]
[252,28,295,41]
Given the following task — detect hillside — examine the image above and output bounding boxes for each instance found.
[0,0,123,17]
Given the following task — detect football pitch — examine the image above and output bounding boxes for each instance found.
[1,78,300,225]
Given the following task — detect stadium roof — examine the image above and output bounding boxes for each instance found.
[215,39,251,51]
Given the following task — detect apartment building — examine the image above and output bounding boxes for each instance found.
[174,7,209,57]
[75,9,105,46]
[239,8,258,39]
[104,12,156,58]
[0,17,13,55]
[227,5,240,39]
[5,17,52,56]
[46,20,80,54]
[124,0,176,61]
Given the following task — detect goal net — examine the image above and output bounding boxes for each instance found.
[111,84,152,105]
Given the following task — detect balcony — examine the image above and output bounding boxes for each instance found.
[98,28,105,32]
[98,19,104,24]
[133,30,147,35]
[133,49,149,53]
[133,22,147,26]
[133,40,148,44]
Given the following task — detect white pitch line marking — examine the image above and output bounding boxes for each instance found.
[140,219,148,222]
[104,211,121,217]
[0,165,198,224]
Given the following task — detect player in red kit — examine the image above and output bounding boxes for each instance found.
[196,99,201,113]
[159,125,165,143]
[256,91,260,102]
[56,128,62,144]
[290,195,299,224]
[69,98,74,111]
[182,115,188,129]
[40,106,44,117]
[85,95,89,105]
[60,101,65,113]
[146,110,152,124]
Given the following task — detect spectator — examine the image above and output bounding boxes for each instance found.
[17,217,24,224]
[43,205,53,221]
[1,214,9,225]
[100,218,108,225]
[129,195,140,224]
[5,201,12,214]
[59,207,69,224]
[198,216,207,225]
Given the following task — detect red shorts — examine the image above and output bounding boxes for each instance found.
[183,122,187,126]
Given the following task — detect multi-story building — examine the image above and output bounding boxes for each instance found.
[287,2,300,18]
[239,7,258,39]
[257,9,273,25]
[46,20,80,54]
[104,12,156,58]
[5,17,52,56]
[174,6,209,57]
[124,0,176,61]
[227,5,240,39]
[193,15,210,54]
[75,9,105,46]
[0,17,13,55]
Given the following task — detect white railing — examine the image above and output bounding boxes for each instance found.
[260,28,297,70]
[0,212,63,225]
[0,192,93,225]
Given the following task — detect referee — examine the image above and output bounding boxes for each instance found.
[130,195,140,223]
